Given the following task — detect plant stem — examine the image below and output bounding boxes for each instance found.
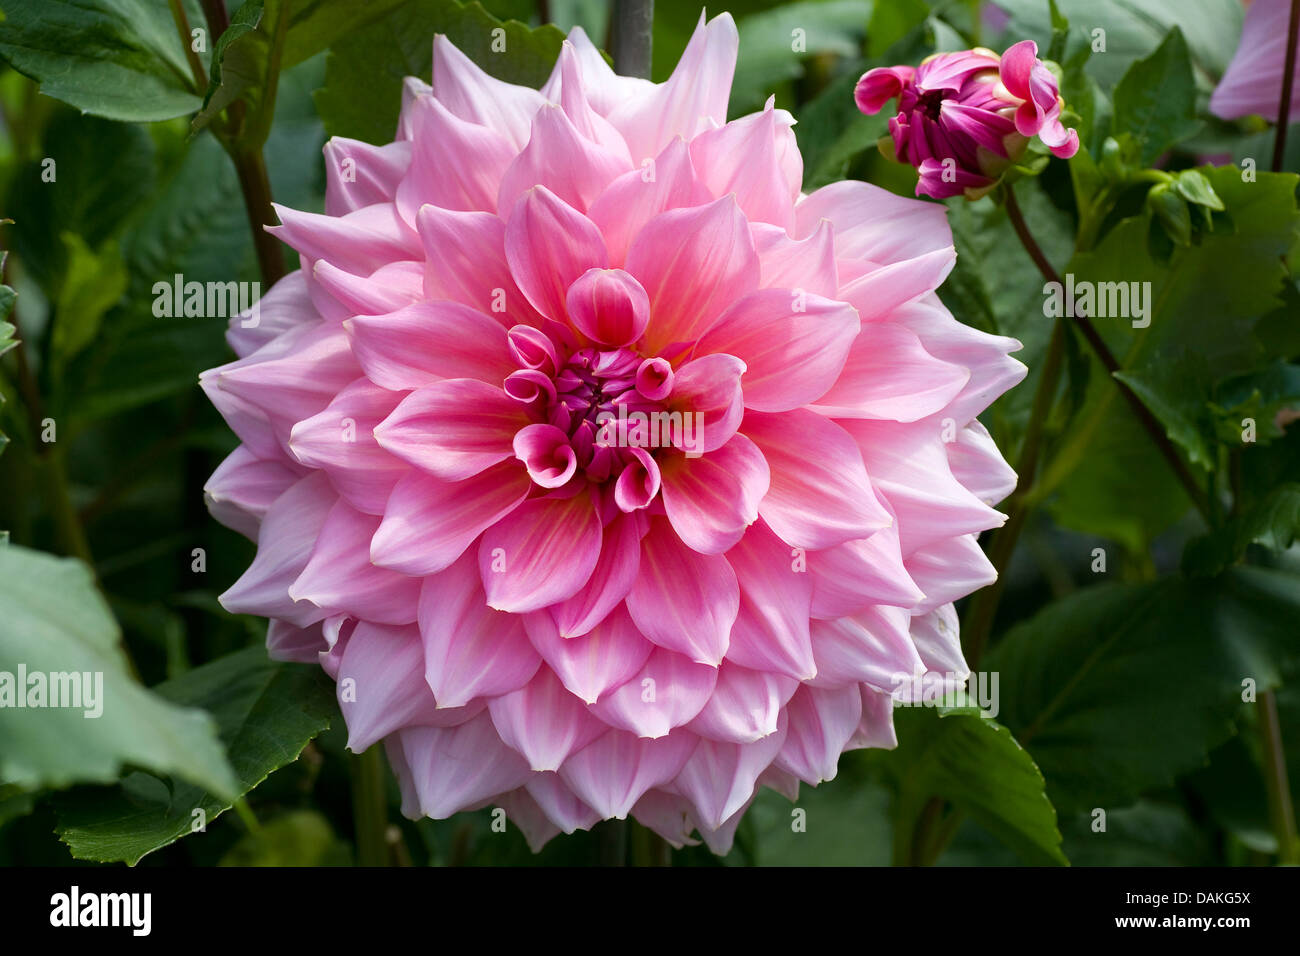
[1003,186,1209,519]
[597,818,628,865]
[1259,690,1299,863]
[611,0,655,79]
[1272,0,1300,172]
[230,146,287,286]
[167,0,210,94]
[351,746,390,867]
[962,318,1067,666]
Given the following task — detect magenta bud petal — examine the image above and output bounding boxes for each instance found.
[565,267,650,347]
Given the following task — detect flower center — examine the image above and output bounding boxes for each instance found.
[917,89,947,120]
[505,330,673,509]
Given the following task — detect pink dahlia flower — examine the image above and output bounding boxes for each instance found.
[1210,0,1300,124]
[201,12,1026,853]
[856,40,1079,199]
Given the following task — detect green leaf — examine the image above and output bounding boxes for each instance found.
[193,0,409,137]
[53,646,335,865]
[1210,361,1300,446]
[1184,482,1300,576]
[1174,168,1225,211]
[0,0,208,122]
[866,0,929,58]
[1111,27,1200,166]
[50,233,127,370]
[886,708,1067,865]
[0,545,236,797]
[988,568,1300,814]
[730,1,866,115]
[315,0,566,145]
[1115,350,1216,470]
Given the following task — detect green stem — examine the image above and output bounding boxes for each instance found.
[611,0,655,79]
[597,818,628,866]
[230,146,287,286]
[351,746,390,867]
[1259,690,1299,864]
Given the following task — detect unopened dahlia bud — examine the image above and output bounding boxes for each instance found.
[202,12,1026,853]
[856,40,1080,200]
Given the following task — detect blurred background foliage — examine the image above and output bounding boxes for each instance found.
[0,0,1298,867]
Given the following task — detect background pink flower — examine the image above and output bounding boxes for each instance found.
[1211,0,1300,124]
[201,12,1025,852]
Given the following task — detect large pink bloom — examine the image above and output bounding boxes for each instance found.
[1211,0,1300,124]
[857,40,1079,199]
[202,13,1026,853]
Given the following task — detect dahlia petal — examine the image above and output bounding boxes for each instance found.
[808,528,925,617]
[559,729,698,820]
[658,434,769,554]
[626,195,759,356]
[225,269,317,358]
[415,205,538,325]
[266,619,327,664]
[524,772,602,834]
[396,93,517,220]
[854,65,915,114]
[613,447,661,512]
[724,522,817,681]
[552,510,645,638]
[838,246,957,321]
[418,551,542,708]
[1211,0,1300,123]
[204,446,302,541]
[524,605,652,705]
[894,295,1027,425]
[751,219,837,298]
[809,605,924,693]
[269,202,421,276]
[589,646,717,739]
[686,662,798,744]
[219,473,334,628]
[564,267,650,347]
[629,790,701,848]
[375,380,529,481]
[666,353,746,453]
[289,499,420,625]
[432,33,548,150]
[545,27,655,118]
[811,320,969,422]
[843,419,1006,554]
[287,378,406,515]
[673,721,788,829]
[744,410,893,550]
[947,419,1018,505]
[846,685,899,751]
[795,179,953,266]
[497,103,631,214]
[626,515,738,665]
[693,287,859,412]
[496,788,563,852]
[311,259,423,317]
[211,323,361,447]
[479,492,602,613]
[905,534,997,614]
[689,103,802,229]
[504,186,608,322]
[588,136,711,267]
[774,684,863,784]
[908,603,969,676]
[371,462,531,576]
[323,138,411,216]
[347,301,512,390]
[488,667,605,771]
[606,11,739,162]
[337,622,461,752]
[395,713,532,818]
